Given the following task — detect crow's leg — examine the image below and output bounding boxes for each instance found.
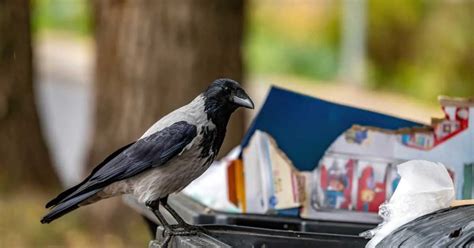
[159,196,187,226]
[160,196,209,234]
[145,199,173,233]
[146,199,193,234]
[146,199,197,248]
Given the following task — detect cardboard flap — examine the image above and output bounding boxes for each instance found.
[241,86,422,171]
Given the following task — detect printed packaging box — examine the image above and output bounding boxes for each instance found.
[225,87,472,220]
[314,156,354,210]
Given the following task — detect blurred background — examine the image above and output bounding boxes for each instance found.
[0,0,472,247]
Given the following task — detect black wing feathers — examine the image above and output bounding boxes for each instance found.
[86,121,197,184]
[46,121,197,208]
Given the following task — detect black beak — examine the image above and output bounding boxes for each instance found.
[232,89,254,109]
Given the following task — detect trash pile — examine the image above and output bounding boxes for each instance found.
[184,87,473,224]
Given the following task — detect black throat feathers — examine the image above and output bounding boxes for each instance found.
[199,97,237,163]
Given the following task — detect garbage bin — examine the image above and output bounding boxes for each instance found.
[124,194,374,247]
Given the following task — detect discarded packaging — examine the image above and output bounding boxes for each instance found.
[360,160,455,248]
[242,130,305,215]
[184,88,472,226]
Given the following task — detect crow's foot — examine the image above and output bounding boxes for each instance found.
[166,226,198,236]
[159,227,198,248]
[178,223,209,235]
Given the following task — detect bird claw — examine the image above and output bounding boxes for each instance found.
[158,227,198,248]
[181,224,210,235]
[166,229,197,236]
[161,225,199,237]
[160,224,208,237]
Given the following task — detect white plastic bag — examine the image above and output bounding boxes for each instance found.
[360,160,455,248]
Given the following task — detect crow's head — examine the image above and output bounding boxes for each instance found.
[202,78,254,128]
[203,78,254,112]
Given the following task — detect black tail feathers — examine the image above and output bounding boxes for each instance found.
[41,189,100,224]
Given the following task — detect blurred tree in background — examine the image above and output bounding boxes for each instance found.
[89,0,245,167]
[0,0,59,191]
[2,1,246,246]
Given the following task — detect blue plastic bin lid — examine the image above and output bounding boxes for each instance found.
[241,86,422,171]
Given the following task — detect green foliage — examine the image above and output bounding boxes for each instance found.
[245,0,473,101]
[244,2,341,81]
[31,0,92,35]
[367,0,474,100]
[245,27,339,81]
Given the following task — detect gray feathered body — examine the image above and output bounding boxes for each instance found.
[100,95,216,203]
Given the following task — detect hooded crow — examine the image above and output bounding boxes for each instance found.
[41,78,254,235]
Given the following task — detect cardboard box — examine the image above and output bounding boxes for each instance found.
[231,87,472,219]
[241,130,304,215]
[318,96,473,201]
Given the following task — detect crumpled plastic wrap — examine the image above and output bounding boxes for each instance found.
[360,160,455,248]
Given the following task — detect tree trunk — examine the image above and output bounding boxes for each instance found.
[0,0,59,191]
[89,0,245,167]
